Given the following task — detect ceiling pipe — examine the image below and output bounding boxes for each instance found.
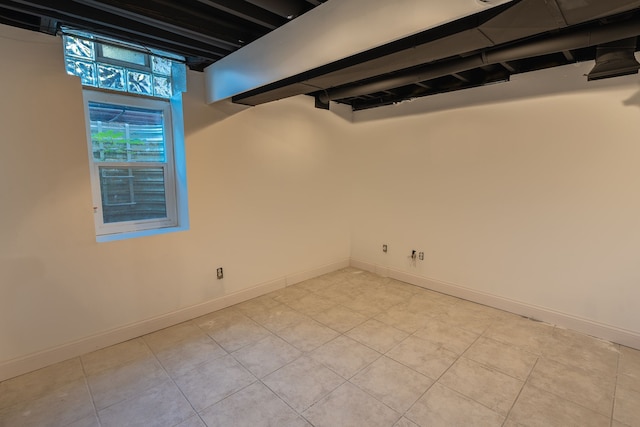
[317,16,640,103]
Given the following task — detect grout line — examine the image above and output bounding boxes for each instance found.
[610,345,621,427]
[396,324,486,421]
[501,357,539,427]
[143,335,210,427]
[78,356,103,427]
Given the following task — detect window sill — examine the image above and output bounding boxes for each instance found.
[96,223,189,243]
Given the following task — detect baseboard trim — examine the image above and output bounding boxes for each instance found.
[351,258,640,350]
[0,258,349,382]
[286,259,351,286]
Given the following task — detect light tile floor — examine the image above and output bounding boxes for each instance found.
[1,267,639,427]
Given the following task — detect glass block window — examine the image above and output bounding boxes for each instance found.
[63,31,185,99]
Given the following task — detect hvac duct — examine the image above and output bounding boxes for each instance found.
[317,16,640,104]
[587,38,640,80]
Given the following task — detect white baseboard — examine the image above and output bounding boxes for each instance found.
[351,258,640,350]
[0,259,349,382]
[286,259,350,286]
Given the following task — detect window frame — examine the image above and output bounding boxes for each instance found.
[82,89,188,241]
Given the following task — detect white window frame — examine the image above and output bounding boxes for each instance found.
[82,89,188,241]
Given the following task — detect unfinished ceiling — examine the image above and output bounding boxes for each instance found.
[0,0,326,71]
[2,0,640,110]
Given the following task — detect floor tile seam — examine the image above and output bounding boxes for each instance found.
[279,301,340,322]
[457,336,538,382]
[310,316,369,336]
[196,377,262,422]
[400,332,485,420]
[256,378,318,426]
[77,356,102,427]
[81,340,157,379]
[347,328,406,355]
[372,316,423,336]
[131,342,202,427]
[532,354,619,390]
[0,376,99,427]
[413,318,483,342]
[476,331,545,357]
[202,327,266,354]
[269,323,342,354]
[228,340,305,380]
[469,334,540,360]
[402,326,476,357]
[522,378,616,420]
[428,334,517,419]
[524,372,616,418]
[318,348,385,381]
[268,371,348,417]
[0,360,87,415]
[501,357,539,426]
[451,353,531,384]
[342,378,406,421]
[142,328,215,356]
[610,349,622,427]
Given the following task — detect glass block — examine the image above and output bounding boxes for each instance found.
[99,167,167,223]
[101,45,147,66]
[98,64,125,91]
[153,76,172,98]
[152,56,172,76]
[171,62,187,94]
[64,35,94,60]
[65,59,97,86]
[127,70,153,95]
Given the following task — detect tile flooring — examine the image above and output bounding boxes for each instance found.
[1,267,639,427]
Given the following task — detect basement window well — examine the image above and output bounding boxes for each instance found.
[63,29,189,242]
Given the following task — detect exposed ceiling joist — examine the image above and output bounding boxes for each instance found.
[2,0,639,110]
[193,0,286,29]
[225,0,640,110]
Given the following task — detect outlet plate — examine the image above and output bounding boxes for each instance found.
[216,267,224,279]
[382,244,388,253]
[419,252,424,261]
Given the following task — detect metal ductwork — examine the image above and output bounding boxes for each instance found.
[226,0,640,110]
[587,38,640,81]
[316,17,640,104]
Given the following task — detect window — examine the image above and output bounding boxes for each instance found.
[64,30,188,241]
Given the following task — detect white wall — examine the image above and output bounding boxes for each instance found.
[349,67,640,343]
[0,25,351,376]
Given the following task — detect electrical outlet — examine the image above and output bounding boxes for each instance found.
[419,252,424,260]
[382,244,388,253]
[216,267,224,279]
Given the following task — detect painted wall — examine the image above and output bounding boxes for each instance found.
[0,25,351,367]
[349,64,640,337]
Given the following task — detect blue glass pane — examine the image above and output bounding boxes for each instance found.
[127,70,153,95]
[89,101,165,163]
[65,59,97,86]
[98,64,125,91]
[152,56,172,76]
[64,36,94,60]
[154,76,172,98]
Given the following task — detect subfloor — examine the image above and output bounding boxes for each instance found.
[1,268,639,427]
